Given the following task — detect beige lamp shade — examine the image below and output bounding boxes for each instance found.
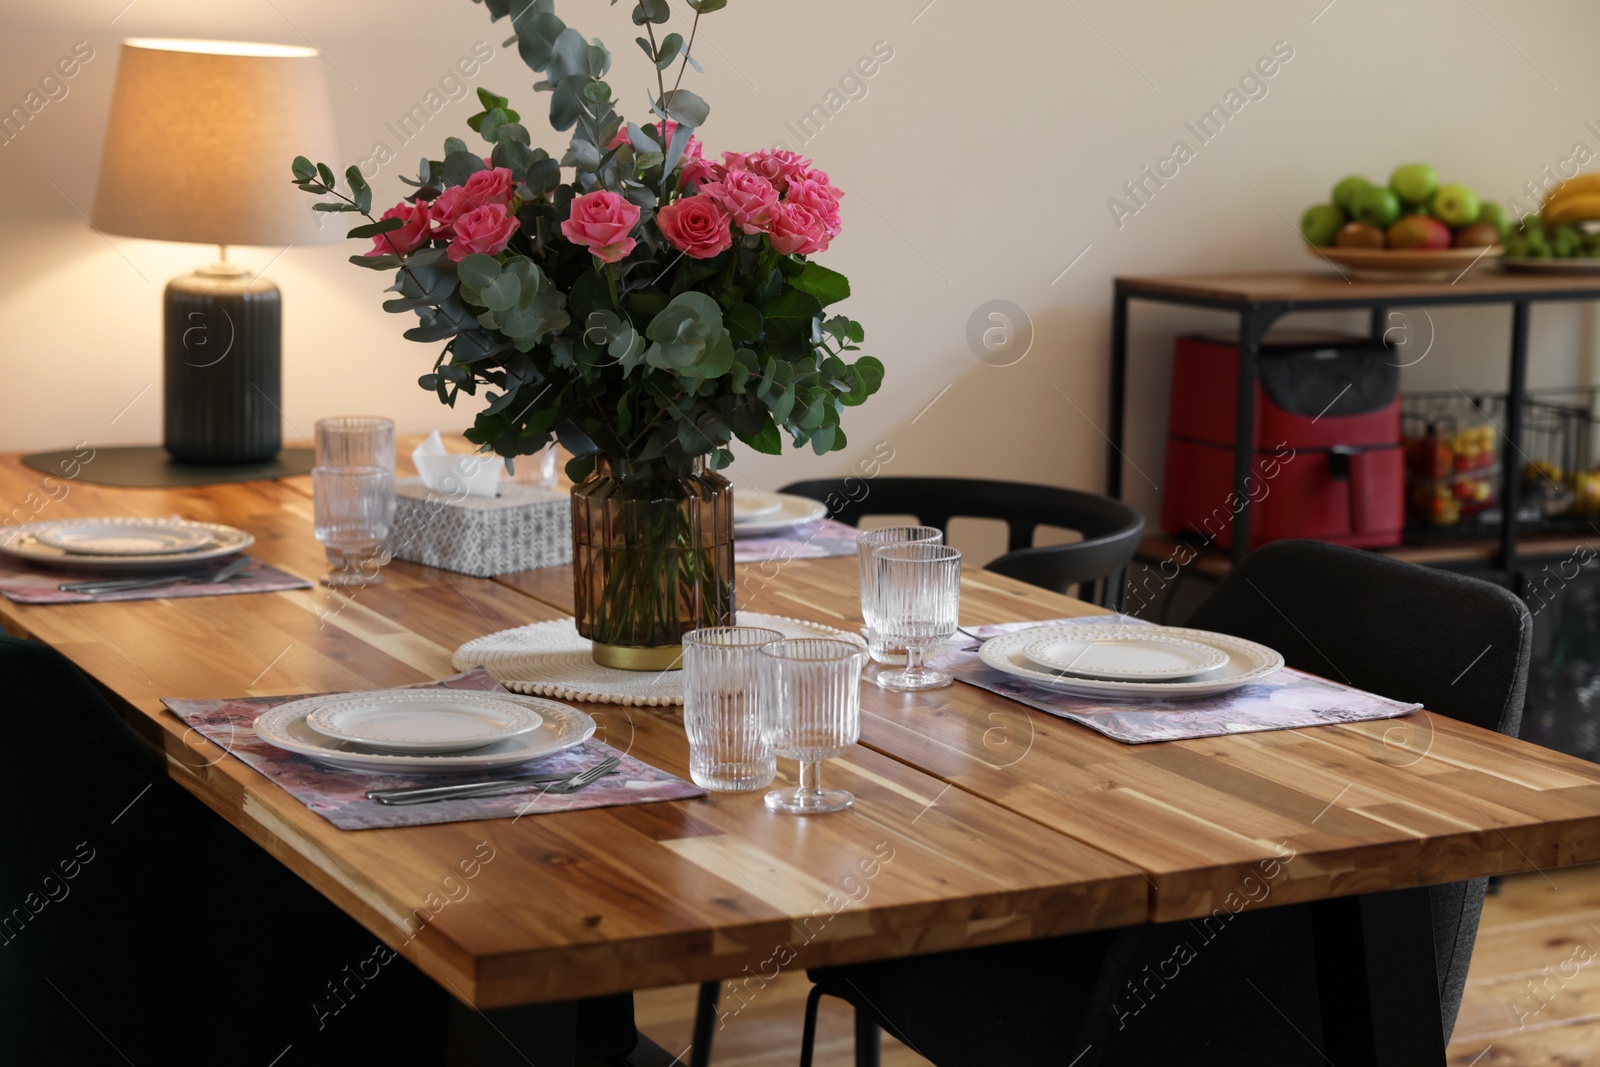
[91,39,342,247]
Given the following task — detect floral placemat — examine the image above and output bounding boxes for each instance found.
[933,616,1419,744]
[162,668,704,830]
[734,518,858,564]
[0,554,310,604]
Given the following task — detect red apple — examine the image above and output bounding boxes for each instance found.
[1387,215,1452,250]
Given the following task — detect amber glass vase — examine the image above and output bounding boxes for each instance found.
[571,459,736,670]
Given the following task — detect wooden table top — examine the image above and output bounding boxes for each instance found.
[504,556,1600,923]
[0,454,1143,1008]
[1117,269,1600,308]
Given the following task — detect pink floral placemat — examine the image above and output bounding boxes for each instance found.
[734,518,858,564]
[162,668,704,830]
[931,616,1419,744]
[0,554,310,604]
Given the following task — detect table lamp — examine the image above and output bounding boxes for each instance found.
[90,39,341,466]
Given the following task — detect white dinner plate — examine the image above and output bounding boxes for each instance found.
[734,489,785,522]
[304,690,545,754]
[731,493,829,537]
[254,691,596,774]
[33,517,217,556]
[978,624,1283,700]
[1021,626,1229,681]
[0,519,253,571]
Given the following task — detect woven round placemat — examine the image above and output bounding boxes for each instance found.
[452,613,864,706]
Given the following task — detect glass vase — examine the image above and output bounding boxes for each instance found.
[571,458,736,670]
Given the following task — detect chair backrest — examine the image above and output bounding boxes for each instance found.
[1187,539,1530,736]
[1185,539,1532,1041]
[779,477,1144,607]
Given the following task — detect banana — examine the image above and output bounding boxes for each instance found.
[1544,174,1600,207]
[1542,192,1600,224]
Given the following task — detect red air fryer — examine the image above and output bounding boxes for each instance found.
[1162,331,1403,549]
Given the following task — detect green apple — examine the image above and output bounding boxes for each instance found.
[1478,201,1510,239]
[1432,183,1481,227]
[1332,175,1374,214]
[1350,186,1401,227]
[1300,204,1346,247]
[1390,163,1440,205]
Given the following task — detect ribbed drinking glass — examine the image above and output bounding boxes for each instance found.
[872,543,962,691]
[312,465,395,588]
[681,626,782,792]
[856,525,942,665]
[315,416,395,471]
[758,638,867,814]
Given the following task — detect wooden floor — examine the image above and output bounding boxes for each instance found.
[635,865,1600,1065]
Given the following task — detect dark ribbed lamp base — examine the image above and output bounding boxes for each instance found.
[163,265,282,464]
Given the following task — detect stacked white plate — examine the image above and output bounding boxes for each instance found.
[254,689,597,774]
[976,623,1283,700]
[0,517,253,571]
[733,490,828,537]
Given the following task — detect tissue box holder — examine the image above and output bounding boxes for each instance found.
[389,477,571,577]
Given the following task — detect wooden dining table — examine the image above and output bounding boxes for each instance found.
[5,448,1600,1066]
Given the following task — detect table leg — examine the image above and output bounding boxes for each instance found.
[689,981,720,1067]
[1107,288,1130,500]
[854,1009,882,1067]
[447,993,637,1066]
[1311,887,1447,1066]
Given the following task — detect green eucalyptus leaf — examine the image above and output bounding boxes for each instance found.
[632,0,670,24]
[655,32,683,69]
[443,150,488,186]
[761,289,822,340]
[656,89,709,127]
[688,0,727,11]
[516,11,567,70]
[292,156,317,181]
[347,217,405,239]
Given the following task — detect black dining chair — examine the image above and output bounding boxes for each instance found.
[798,539,1532,1066]
[779,477,1144,609]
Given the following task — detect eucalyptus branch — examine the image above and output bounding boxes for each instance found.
[671,6,703,95]
[643,21,668,113]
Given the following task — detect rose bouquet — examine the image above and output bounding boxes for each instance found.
[290,0,882,484]
[290,0,883,665]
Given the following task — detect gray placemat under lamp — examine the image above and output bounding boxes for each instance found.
[22,446,317,488]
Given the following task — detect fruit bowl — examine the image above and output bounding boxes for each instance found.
[1305,244,1502,281]
[1500,257,1600,275]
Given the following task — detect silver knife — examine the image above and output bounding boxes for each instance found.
[366,762,618,803]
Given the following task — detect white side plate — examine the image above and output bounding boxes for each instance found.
[731,493,829,537]
[978,624,1283,700]
[34,517,216,556]
[0,519,253,571]
[1021,626,1228,681]
[304,691,544,753]
[734,489,785,522]
[254,692,596,774]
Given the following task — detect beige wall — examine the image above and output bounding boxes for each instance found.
[5,0,1600,549]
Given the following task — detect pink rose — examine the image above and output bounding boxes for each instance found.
[765,201,830,255]
[560,189,641,263]
[736,149,810,192]
[447,202,520,262]
[679,155,720,189]
[432,166,516,236]
[364,198,432,257]
[785,177,844,238]
[656,194,734,259]
[702,170,779,234]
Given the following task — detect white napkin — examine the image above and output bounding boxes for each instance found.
[411,431,502,498]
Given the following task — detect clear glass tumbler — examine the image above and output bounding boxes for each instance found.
[312,465,395,588]
[758,638,867,814]
[873,544,963,691]
[682,626,782,792]
[315,416,396,471]
[856,526,942,665]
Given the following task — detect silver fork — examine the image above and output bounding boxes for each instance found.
[59,556,255,596]
[371,756,622,806]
